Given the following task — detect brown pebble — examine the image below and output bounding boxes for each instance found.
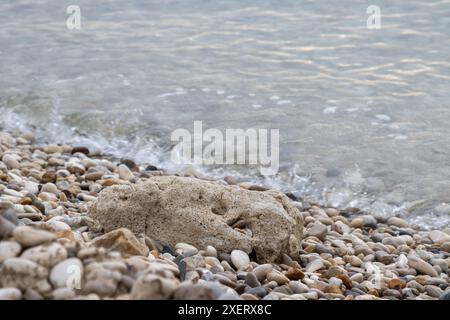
[71,146,90,155]
[41,171,57,183]
[337,274,352,289]
[387,278,406,290]
[285,267,305,280]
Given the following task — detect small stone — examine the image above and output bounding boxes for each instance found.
[43,145,63,154]
[2,154,20,169]
[337,274,352,288]
[175,242,198,254]
[440,242,450,253]
[53,288,76,300]
[326,208,340,217]
[440,290,450,300]
[408,255,438,277]
[305,223,327,241]
[429,230,450,244]
[0,287,22,300]
[387,278,406,290]
[240,293,258,300]
[315,243,334,254]
[425,285,443,298]
[41,171,57,183]
[326,285,342,294]
[327,266,346,278]
[13,226,55,247]
[85,172,103,181]
[46,220,71,233]
[130,274,178,299]
[247,287,267,298]
[288,281,309,294]
[218,290,240,300]
[375,251,393,264]
[0,241,21,263]
[21,242,68,268]
[266,272,289,285]
[118,164,134,180]
[362,215,377,228]
[253,264,273,282]
[350,273,363,283]
[66,162,85,175]
[230,250,250,269]
[145,165,158,171]
[0,215,16,239]
[245,272,261,288]
[71,146,90,155]
[285,267,305,280]
[92,228,149,257]
[387,217,409,228]
[350,217,364,228]
[50,258,83,289]
[0,258,48,290]
[305,259,324,273]
[205,245,217,257]
[174,281,226,300]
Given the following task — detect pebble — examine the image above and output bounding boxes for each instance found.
[253,264,273,282]
[118,164,134,180]
[305,223,328,240]
[428,230,450,244]
[288,281,309,294]
[387,217,409,228]
[408,255,439,277]
[49,258,84,289]
[0,215,16,239]
[285,267,305,280]
[52,288,76,300]
[175,242,198,254]
[71,146,90,155]
[440,290,450,300]
[266,272,290,285]
[0,240,21,263]
[13,226,55,247]
[246,287,267,298]
[350,217,364,228]
[0,257,48,290]
[245,272,261,288]
[0,287,22,300]
[21,242,68,268]
[305,259,324,273]
[204,245,217,257]
[375,250,393,264]
[440,242,450,253]
[230,250,250,269]
[2,154,20,169]
[130,274,178,299]
[425,285,443,298]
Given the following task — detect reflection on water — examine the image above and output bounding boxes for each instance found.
[1,0,450,228]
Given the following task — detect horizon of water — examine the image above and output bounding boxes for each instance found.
[1,1,450,229]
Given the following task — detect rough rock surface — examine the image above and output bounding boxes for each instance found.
[90,176,303,262]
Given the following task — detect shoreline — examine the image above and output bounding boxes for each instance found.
[0,129,449,300]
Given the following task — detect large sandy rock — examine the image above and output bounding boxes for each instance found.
[90,176,303,262]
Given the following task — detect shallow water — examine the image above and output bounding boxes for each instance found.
[1,1,450,228]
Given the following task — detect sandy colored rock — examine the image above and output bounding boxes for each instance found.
[90,176,303,262]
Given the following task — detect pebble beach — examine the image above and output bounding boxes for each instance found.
[0,130,449,300]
